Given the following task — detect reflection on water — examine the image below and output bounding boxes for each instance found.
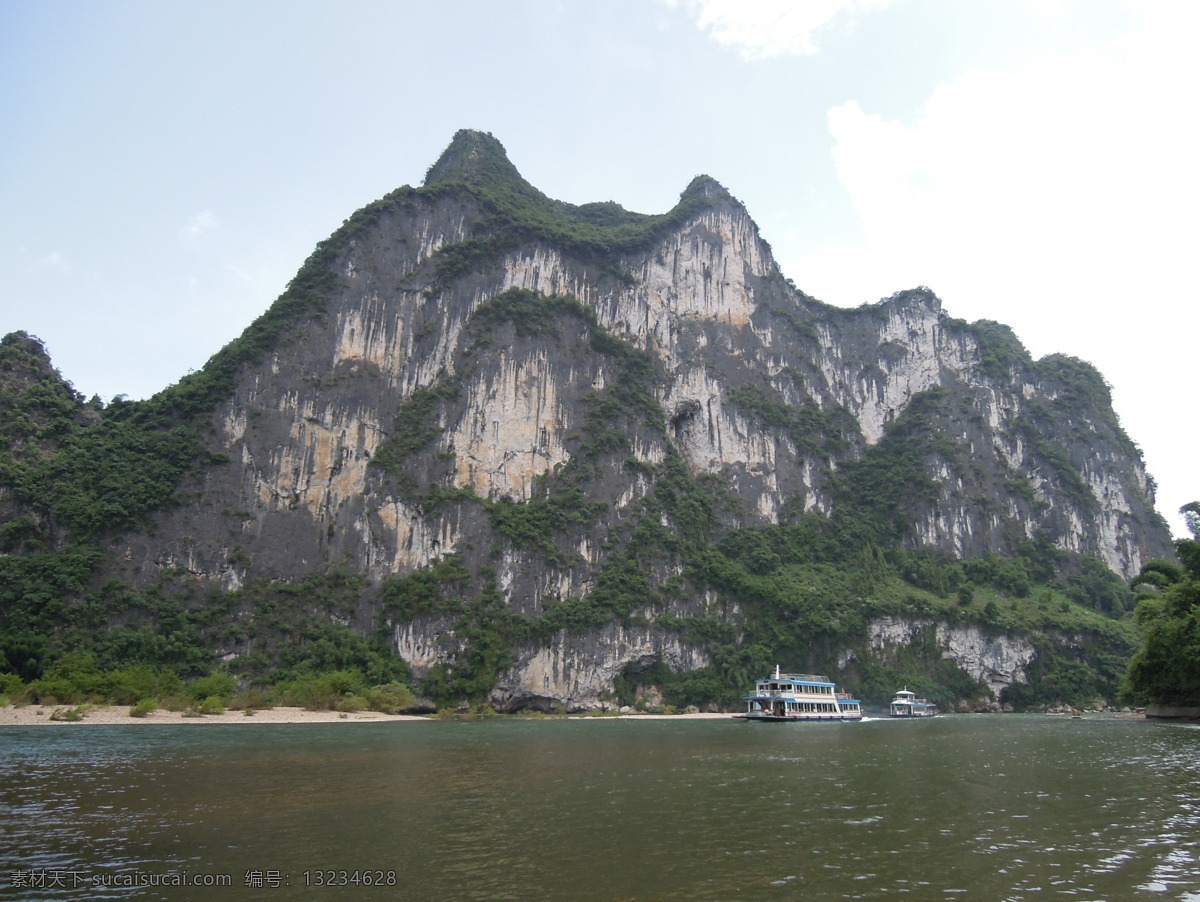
[2,716,1199,900]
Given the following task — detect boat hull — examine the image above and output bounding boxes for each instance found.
[744,712,862,722]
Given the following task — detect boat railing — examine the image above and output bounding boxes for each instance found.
[755,688,857,700]
[756,686,842,696]
[783,673,830,683]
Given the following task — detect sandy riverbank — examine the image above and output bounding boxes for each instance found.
[0,704,426,726]
[0,705,741,726]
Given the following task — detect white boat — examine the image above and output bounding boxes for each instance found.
[889,688,937,717]
[743,666,863,721]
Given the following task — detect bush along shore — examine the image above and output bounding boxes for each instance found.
[0,659,428,721]
[0,704,420,725]
[0,660,740,724]
[0,704,737,726]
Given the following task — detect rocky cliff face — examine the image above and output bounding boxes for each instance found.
[14,131,1169,710]
[847,615,1039,701]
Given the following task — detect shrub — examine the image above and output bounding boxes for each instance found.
[28,677,85,706]
[185,672,237,702]
[277,670,369,710]
[228,687,275,711]
[104,666,179,705]
[363,682,418,714]
[49,705,89,721]
[128,697,158,718]
[196,695,225,716]
[335,694,368,713]
[0,673,24,696]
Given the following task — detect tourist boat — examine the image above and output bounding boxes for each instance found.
[743,666,863,721]
[888,688,938,717]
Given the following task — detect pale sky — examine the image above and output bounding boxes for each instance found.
[1,0,1195,537]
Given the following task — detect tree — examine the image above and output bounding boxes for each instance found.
[1123,503,1200,706]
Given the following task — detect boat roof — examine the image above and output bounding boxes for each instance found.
[758,673,834,685]
[743,694,862,704]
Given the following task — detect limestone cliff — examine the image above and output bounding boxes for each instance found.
[1,131,1171,711]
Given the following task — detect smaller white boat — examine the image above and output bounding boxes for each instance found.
[889,688,937,717]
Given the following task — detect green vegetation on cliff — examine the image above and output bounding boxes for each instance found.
[0,333,214,545]
[422,129,715,285]
[1123,503,1200,707]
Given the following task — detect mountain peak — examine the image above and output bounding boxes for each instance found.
[681,174,731,200]
[679,173,748,218]
[423,129,525,189]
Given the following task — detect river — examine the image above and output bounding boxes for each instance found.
[2,714,1199,900]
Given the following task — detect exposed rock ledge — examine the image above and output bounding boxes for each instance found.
[845,615,1039,699]
[490,624,711,712]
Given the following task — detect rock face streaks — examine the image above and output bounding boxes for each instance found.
[851,616,1039,700]
[112,132,1169,710]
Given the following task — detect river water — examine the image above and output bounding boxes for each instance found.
[2,715,1199,901]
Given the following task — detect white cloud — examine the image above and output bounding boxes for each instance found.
[806,7,1200,327]
[785,4,1200,534]
[39,250,69,272]
[682,0,891,58]
[181,210,219,244]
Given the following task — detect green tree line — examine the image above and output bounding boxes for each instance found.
[1123,503,1200,707]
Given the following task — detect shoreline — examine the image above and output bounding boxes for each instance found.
[0,704,424,726]
[0,704,741,726]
